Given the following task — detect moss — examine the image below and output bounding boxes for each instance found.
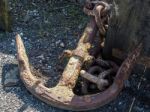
[0,0,11,32]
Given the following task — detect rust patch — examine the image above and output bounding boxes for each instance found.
[16,1,143,110]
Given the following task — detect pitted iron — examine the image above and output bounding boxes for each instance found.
[16,1,143,111]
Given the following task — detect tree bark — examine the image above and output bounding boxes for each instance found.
[0,0,11,32]
[103,0,150,79]
[102,0,150,68]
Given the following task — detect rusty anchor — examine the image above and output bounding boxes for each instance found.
[16,2,143,111]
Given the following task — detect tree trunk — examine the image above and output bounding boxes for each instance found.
[0,0,11,32]
[102,0,150,70]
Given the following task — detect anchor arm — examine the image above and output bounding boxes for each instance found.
[16,27,142,112]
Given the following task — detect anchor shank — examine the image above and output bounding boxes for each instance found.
[58,18,98,88]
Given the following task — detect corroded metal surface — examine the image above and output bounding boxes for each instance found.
[112,48,150,68]
[83,1,111,36]
[16,32,142,111]
[16,1,143,111]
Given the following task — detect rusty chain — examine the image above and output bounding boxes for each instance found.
[78,0,115,94]
[83,0,111,36]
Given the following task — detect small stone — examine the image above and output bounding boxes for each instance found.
[60,42,65,48]
[114,108,117,111]
[44,19,49,24]
[11,39,15,46]
[48,66,51,69]
[24,13,30,23]
[4,55,7,58]
[134,106,144,112]
[36,54,44,60]
[24,37,28,40]
[20,32,24,36]
[78,24,83,29]
[118,102,122,105]
[4,67,19,87]
[55,40,61,45]
[11,42,15,46]
[62,9,67,16]
[32,9,39,16]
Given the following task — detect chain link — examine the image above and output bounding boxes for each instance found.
[83,0,111,36]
